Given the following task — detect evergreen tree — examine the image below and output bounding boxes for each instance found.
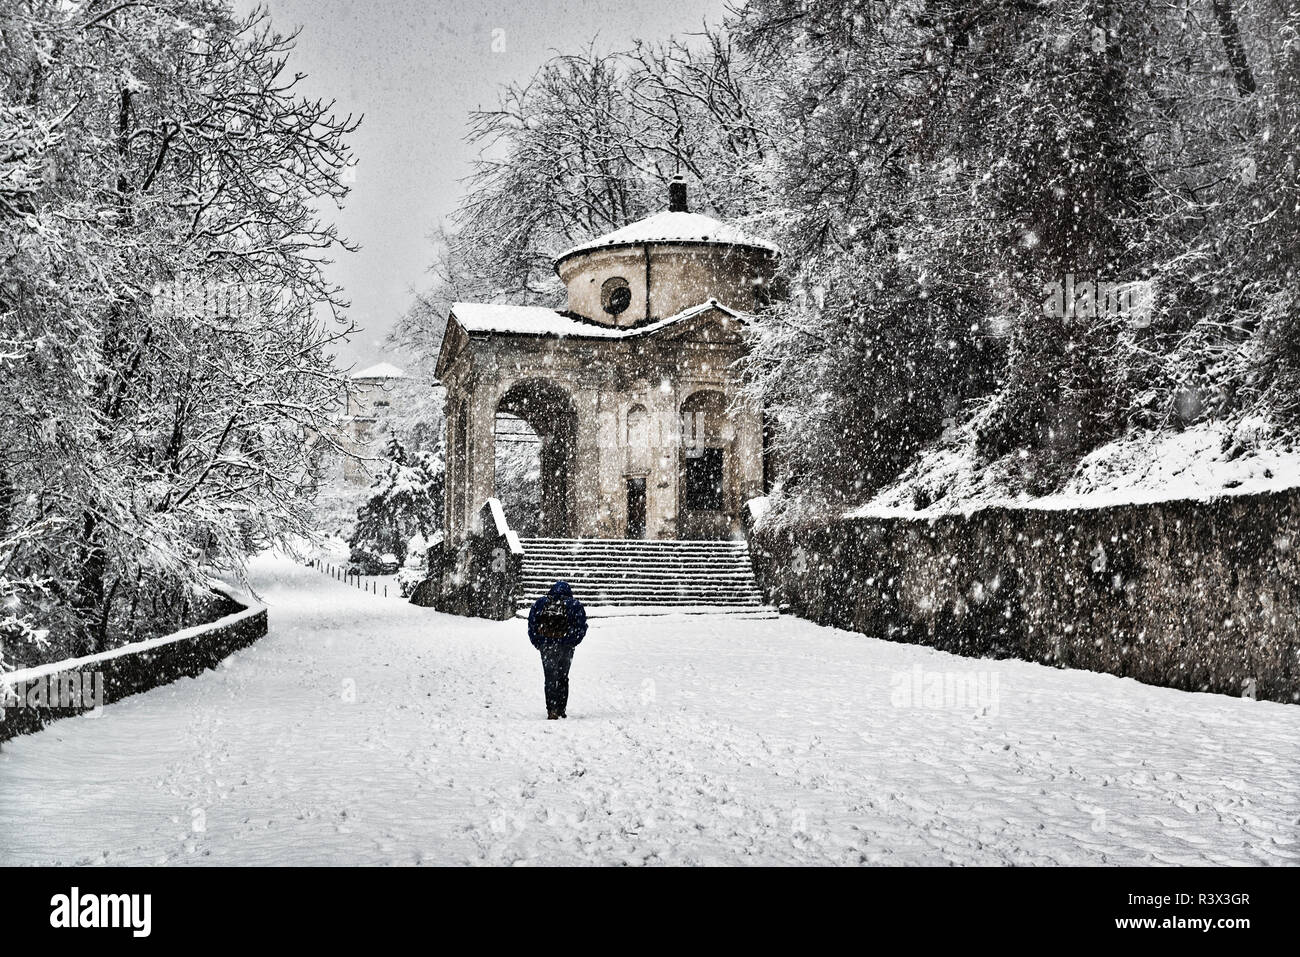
[349,438,443,570]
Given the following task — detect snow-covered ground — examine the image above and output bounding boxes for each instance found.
[1,555,1296,866]
[850,414,1300,519]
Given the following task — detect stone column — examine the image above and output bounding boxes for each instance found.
[650,385,681,539]
[731,401,765,505]
[570,386,602,537]
[595,393,622,537]
[466,379,496,532]
[443,393,457,541]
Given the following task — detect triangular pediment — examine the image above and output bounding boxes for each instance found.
[434,315,470,380]
[647,304,748,344]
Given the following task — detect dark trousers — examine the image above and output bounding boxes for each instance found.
[539,644,575,716]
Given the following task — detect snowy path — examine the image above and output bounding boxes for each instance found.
[1,555,1296,866]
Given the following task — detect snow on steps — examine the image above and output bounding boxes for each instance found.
[511,605,779,621]
[517,537,777,619]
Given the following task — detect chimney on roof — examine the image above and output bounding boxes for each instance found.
[668,175,688,213]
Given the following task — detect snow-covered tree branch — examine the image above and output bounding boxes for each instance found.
[0,0,358,666]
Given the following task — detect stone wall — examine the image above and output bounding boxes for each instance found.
[0,583,268,743]
[748,489,1299,703]
[412,498,522,620]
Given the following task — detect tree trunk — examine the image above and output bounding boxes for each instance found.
[1211,0,1257,97]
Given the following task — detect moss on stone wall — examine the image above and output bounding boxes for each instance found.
[750,489,1299,703]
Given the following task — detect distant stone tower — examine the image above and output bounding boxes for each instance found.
[342,362,408,485]
[436,178,779,541]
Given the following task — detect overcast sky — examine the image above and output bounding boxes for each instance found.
[239,0,729,371]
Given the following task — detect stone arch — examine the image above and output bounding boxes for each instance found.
[495,378,577,537]
[678,388,734,539]
[680,389,731,448]
[625,403,650,469]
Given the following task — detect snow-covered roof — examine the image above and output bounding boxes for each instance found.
[450,303,605,338]
[351,362,406,380]
[450,299,744,340]
[554,211,779,265]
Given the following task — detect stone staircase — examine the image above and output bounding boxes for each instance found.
[517,538,777,618]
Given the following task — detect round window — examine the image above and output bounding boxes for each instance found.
[601,277,632,316]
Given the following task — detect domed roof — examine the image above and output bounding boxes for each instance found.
[554,210,779,269]
[350,361,406,380]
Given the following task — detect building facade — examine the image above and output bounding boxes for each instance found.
[341,362,409,485]
[435,180,778,541]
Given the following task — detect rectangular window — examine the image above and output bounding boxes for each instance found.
[684,447,724,511]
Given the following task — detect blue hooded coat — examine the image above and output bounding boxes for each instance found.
[527,581,588,649]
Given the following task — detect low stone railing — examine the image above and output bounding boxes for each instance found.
[0,582,268,743]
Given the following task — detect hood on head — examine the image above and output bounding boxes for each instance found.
[548,580,573,598]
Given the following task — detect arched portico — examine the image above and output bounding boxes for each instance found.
[434,177,774,547]
[424,179,776,617]
[495,379,577,538]
[679,389,735,539]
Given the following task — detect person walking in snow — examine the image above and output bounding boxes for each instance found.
[527,580,587,720]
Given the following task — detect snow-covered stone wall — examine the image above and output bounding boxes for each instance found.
[411,499,522,620]
[749,488,1299,703]
[0,584,268,742]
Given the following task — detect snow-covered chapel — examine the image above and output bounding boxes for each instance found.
[435,178,779,541]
